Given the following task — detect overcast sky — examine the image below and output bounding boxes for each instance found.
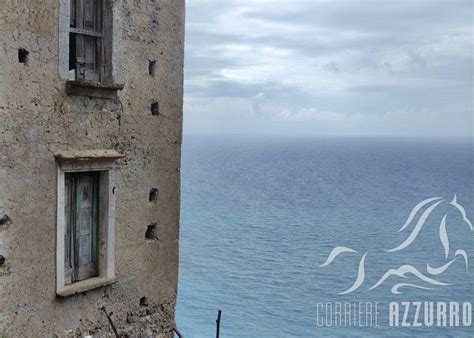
[183,0,473,137]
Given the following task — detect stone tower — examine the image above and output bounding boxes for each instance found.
[0,0,185,336]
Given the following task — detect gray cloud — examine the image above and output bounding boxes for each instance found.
[184,0,473,136]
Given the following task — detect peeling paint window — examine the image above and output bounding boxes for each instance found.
[69,0,103,82]
[64,172,100,284]
[56,150,122,296]
[60,0,124,87]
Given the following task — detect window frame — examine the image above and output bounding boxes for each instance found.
[55,150,124,297]
[59,0,124,96]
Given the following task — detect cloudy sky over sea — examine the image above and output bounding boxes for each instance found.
[183,0,473,137]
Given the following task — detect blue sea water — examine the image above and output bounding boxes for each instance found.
[176,136,474,337]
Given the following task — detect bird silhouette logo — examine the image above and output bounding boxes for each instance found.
[320,195,472,294]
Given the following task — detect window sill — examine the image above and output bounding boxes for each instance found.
[57,276,117,297]
[66,80,124,100]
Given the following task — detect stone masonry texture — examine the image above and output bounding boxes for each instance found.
[0,0,185,336]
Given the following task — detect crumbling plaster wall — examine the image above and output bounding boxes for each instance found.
[0,0,184,336]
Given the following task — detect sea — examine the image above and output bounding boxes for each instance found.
[176,135,474,337]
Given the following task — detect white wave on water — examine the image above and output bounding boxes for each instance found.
[387,200,444,252]
[450,195,473,231]
[339,252,367,295]
[319,246,357,267]
[455,249,469,272]
[439,214,449,259]
[427,260,456,275]
[427,250,469,275]
[391,283,433,294]
[368,265,450,291]
[320,195,472,295]
[398,197,443,232]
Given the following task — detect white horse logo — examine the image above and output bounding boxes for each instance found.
[320,195,472,294]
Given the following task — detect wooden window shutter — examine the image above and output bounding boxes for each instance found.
[83,0,96,30]
[74,173,99,281]
[70,0,77,27]
[71,0,102,82]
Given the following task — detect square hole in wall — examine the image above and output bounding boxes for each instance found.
[149,188,158,202]
[145,223,158,242]
[150,102,160,116]
[140,296,148,307]
[148,60,157,76]
[18,48,29,64]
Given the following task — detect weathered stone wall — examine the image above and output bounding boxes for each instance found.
[0,0,184,336]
